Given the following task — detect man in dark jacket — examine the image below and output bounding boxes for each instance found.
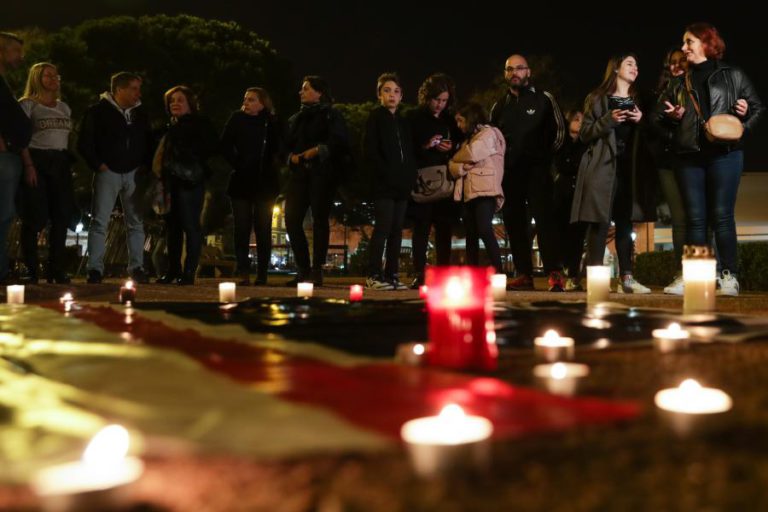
[78,72,153,283]
[0,32,32,285]
[490,54,566,291]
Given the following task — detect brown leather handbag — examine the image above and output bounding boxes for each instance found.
[685,74,744,144]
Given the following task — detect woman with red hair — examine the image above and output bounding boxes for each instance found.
[655,22,763,296]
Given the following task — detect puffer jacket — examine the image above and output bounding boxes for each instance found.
[449,125,505,211]
[653,61,763,153]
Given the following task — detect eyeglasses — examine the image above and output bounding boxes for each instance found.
[504,66,529,73]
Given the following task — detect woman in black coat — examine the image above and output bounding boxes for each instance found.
[221,87,281,285]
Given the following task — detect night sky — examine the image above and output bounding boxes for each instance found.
[6,1,767,168]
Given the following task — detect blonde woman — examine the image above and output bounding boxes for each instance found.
[18,62,74,284]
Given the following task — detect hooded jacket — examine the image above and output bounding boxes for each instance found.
[363,105,417,200]
[449,125,506,211]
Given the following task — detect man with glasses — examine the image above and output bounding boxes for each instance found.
[490,54,566,291]
[0,33,32,286]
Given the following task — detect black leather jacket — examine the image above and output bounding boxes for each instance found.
[653,61,763,154]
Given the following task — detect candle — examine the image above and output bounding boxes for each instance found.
[59,292,74,304]
[655,379,732,436]
[425,266,497,371]
[395,342,427,365]
[118,280,136,305]
[218,282,236,303]
[6,285,24,304]
[0,331,24,349]
[490,274,507,301]
[533,362,590,396]
[586,266,610,304]
[401,404,493,477]
[297,282,313,298]
[652,322,691,353]
[533,329,575,362]
[349,284,363,302]
[682,245,716,314]
[419,285,428,300]
[32,424,144,511]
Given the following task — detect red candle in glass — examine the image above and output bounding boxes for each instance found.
[349,284,363,302]
[425,266,497,371]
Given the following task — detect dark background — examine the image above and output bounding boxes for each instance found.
[5,1,766,169]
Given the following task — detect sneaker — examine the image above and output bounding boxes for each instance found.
[366,275,394,290]
[617,275,651,294]
[663,275,685,296]
[507,274,534,291]
[390,275,409,291]
[547,271,565,292]
[564,277,584,292]
[130,267,150,284]
[86,269,103,284]
[410,274,425,290]
[716,270,739,297]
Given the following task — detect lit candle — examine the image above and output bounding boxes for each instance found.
[400,404,493,477]
[419,285,428,300]
[218,282,236,303]
[586,266,610,304]
[59,292,74,304]
[349,284,363,302]
[682,245,716,314]
[652,322,691,353]
[297,282,313,298]
[533,329,575,362]
[655,379,732,436]
[533,362,590,396]
[6,285,24,304]
[0,331,24,349]
[118,280,136,305]
[32,425,144,510]
[425,266,497,371]
[491,274,507,301]
[395,342,428,365]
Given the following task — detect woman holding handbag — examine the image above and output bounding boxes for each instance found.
[656,22,763,296]
[449,103,505,273]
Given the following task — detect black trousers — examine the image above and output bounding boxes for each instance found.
[284,167,334,276]
[554,175,587,278]
[464,196,503,273]
[166,179,205,276]
[502,162,562,275]
[410,199,456,277]
[368,197,408,278]
[232,195,274,279]
[20,149,74,277]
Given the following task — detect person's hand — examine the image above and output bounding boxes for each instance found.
[436,140,453,152]
[301,147,320,160]
[734,99,749,117]
[663,101,685,120]
[625,107,643,123]
[24,165,38,187]
[289,153,301,165]
[424,135,443,149]
[611,109,628,123]
[462,163,473,171]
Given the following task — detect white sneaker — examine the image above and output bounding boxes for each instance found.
[663,275,684,296]
[716,270,739,297]
[617,276,651,294]
[565,277,584,292]
[366,275,394,290]
[390,275,409,291]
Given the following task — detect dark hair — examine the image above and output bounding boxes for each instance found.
[417,73,456,112]
[245,87,275,114]
[589,53,639,101]
[110,72,142,94]
[376,72,401,96]
[685,22,726,60]
[656,48,685,93]
[303,75,333,104]
[0,32,23,46]
[163,85,199,116]
[563,110,583,124]
[456,102,489,134]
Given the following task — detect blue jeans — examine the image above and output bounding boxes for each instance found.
[0,152,21,280]
[87,168,145,273]
[676,150,743,274]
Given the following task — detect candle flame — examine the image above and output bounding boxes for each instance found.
[680,379,701,391]
[439,404,465,421]
[550,363,567,380]
[124,280,135,290]
[82,425,130,466]
[413,344,425,356]
[60,292,73,303]
[543,329,560,341]
[668,323,682,333]
[445,277,467,302]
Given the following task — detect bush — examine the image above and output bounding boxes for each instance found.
[634,250,678,286]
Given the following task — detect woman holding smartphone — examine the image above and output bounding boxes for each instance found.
[571,53,656,294]
[655,23,763,296]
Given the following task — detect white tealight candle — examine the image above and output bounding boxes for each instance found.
[652,322,691,353]
[118,280,136,305]
[491,274,507,301]
[586,266,611,304]
[6,285,24,304]
[655,379,732,436]
[533,329,575,362]
[218,282,236,303]
[395,342,428,365]
[533,362,590,396]
[297,282,313,298]
[32,425,144,510]
[401,404,493,477]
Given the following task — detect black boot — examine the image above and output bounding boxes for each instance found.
[311,268,324,287]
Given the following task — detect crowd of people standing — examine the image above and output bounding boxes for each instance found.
[0,21,763,296]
